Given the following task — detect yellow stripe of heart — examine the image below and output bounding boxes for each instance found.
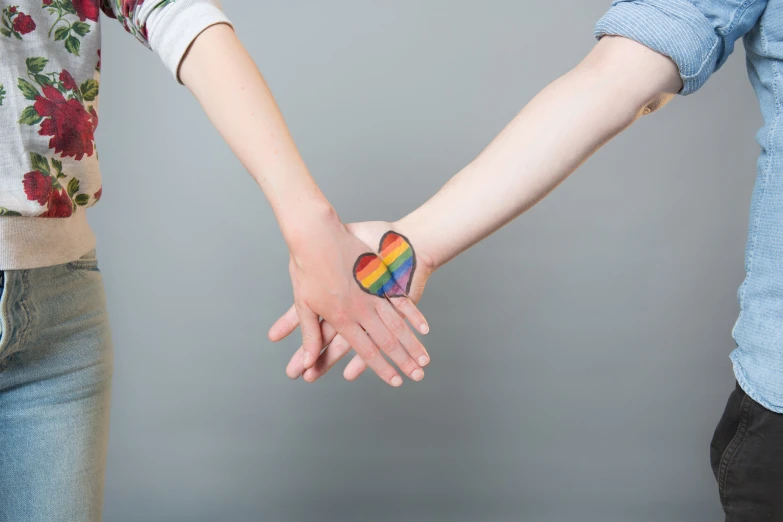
[360,262,390,287]
[382,243,410,266]
[380,236,404,256]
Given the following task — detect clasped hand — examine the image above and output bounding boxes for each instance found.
[270,219,433,387]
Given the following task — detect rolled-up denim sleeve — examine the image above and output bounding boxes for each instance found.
[595,0,767,95]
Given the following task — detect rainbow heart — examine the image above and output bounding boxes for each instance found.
[353,231,416,298]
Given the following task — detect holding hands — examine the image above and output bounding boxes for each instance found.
[179,26,433,388]
[270,221,436,386]
[260,36,682,389]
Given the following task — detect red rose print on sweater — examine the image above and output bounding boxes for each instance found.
[89,106,99,131]
[102,0,167,44]
[121,0,148,37]
[60,69,77,91]
[2,6,37,38]
[13,13,36,34]
[34,85,95,160]
[72,0,99,22]
[18,64,99,161]
[40,188,73,218]
[121,0,146,18]
[23,170,53,206]
[20,153,94,217]
[45,0,95,54]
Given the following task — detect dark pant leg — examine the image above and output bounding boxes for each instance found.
[710,381,783,521]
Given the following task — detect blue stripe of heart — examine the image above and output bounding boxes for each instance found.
[380,277,401,295]
[391,257,413,281]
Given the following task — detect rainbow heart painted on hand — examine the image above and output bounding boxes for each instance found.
[353,231,416,298]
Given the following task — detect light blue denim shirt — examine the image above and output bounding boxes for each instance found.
[595,0,783,413]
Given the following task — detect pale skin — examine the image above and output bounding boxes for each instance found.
[268,36,683,382]
[178,24,431,387]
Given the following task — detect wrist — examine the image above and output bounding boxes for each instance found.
[280,199,343,250]
[392,216,438,277]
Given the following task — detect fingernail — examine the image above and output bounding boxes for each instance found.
[411,369,424,381]
[420,324,429,334]
[390,375,403,387]
[303,353,312,367]
[418,355,430,366]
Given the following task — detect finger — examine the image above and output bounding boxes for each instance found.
[387,295,429,335]
[268,304,299,342]
[343,353,368,381]
[363,310,424,382]
[377,299,430,368]
[339,323,403,387]
[297,303,322,370]
[302,333,353,383]
[287,320,339,380]
[286,347,306,379]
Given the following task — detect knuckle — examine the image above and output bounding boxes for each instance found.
[357,344,380,361]
[376,334,397,352]
[410,340,426,355]
[301,332,319,345]
[394,298,412,312]
[401,359,419,375]
[331,309,351,328]
[373,367,394,382]
[387,317,406,334]
[397,300,419,321]
[355,309,375,326]
[332,337,351,353]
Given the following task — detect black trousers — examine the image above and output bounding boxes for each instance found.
[710,382,783,521]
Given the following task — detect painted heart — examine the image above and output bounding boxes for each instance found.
[378,231,416,296]
[353,253,399,297]
[353,231,416,298]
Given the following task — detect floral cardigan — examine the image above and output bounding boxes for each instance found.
[0,0,231,268]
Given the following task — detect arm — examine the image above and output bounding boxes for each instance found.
[178,24,329,235]
[178,26,430,387]
[395,36,681,269]
[273,35,681,381]
[102,3,431,387]
[322,0,771,380]
[397,0,772,264]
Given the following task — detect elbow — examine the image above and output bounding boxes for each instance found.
[638,92,676,117]
[580,36,682,120]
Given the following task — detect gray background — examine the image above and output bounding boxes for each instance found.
[92,1,760,521]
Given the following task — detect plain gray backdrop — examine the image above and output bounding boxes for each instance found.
[92,1,760,521]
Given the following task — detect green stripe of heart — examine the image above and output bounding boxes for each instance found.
[367,270,392,295]
[386,248,412,273]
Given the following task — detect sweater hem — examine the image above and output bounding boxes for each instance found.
[0,212,96,270]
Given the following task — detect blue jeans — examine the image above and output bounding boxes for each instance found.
[0,250,113,522]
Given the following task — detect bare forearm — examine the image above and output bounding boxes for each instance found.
[397,36,682,269]
[179,24,337,243]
